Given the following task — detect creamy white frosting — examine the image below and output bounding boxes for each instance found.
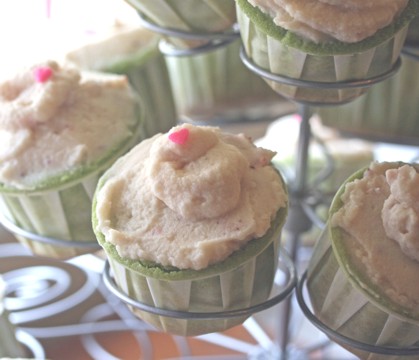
[95,124,287,270]
[382,165,419,262]
[248,0,408,43]
[331,162,419,313]
[0,60,140,188]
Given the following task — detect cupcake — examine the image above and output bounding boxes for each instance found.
[235,0,419,104]
[93,123,288,336]
[124,0,237,48]
[0,276,26,358]
[0,60,145,259]
[317,47,419,144]
[406,13,419,45]
[65,23,178,137]
[306,161,419,359]
[161,37,287,124]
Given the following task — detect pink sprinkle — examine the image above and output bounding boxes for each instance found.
[34,66,53,83]
[292,114,302,122]
[168,128,189,145]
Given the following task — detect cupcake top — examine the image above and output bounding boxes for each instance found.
[0,60,141,190]
[331,161,419,317]
[95,124,287,270]
[248,0,409,43]
[65,23,159,72]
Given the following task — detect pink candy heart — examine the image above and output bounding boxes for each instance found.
[168,128,189,145]
[33,66,53,83]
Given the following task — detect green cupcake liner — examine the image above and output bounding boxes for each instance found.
[0,174,101,259]
[307,227,419,360]
[236,0,417,104]
[0,278,26,358]
[316,53,419,143]
[67,30,177,137]
[162,38,285,124]
[97,207,285,336]
[306,165,419,359]
[0,107,145,259]
[117,54,177,137]
[124,0,237,48]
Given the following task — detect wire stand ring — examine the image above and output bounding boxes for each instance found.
[136,11,240,42]
[103,248,297,320]
[296,271,419,357]
[159,37,238,57]
[0,213,100,249]
[239,46,402,91]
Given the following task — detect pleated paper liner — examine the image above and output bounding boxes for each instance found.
[124,0,237,49]
[102,234,298,337]
[316,50,419,144]
[235,0,419,105]
[0,110,146,260]
[303,162,419,360]
[161,38,287,124]
[66,28,178,137]
[94,201,289,336]
[301,226,419,360]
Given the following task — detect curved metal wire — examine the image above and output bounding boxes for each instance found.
[136,11,240,42]
[103,248,297,321]
[0,213,100,249]
[296,271,419,357]
[239,47,402,91]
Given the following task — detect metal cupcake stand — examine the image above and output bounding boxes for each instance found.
[1,10,419,360]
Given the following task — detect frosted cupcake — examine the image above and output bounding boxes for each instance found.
[236,0,419,104]
[65,23,177,137]
[93,123,288,336]
[0,60,145,259]
[317,47,419,143]
[124,0,237,48]
[0,276,26,358]
[306,162,419,359]
[161,37,286,124]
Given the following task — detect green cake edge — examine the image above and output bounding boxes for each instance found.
[0,105,145,195]
[329,161,419,322]
[236,0,419,55]
[100,36,161,74]
[92,165,288,282]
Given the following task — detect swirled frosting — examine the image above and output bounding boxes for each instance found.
[382,165,419,262]
[248,0,408,43]
[95,124,287,270]
[331,162,419,314]
[0,60,140,188]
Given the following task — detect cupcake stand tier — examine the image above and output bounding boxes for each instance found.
[1,12,419,360]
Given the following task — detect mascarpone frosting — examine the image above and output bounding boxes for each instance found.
[0,60,140,189]
[95,124,287,270]
[331,162,419,314]
[248,0,408,43]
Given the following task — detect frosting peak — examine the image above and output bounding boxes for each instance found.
[0,61,80,129]
[148,125,256,221]
[382,165,419,262]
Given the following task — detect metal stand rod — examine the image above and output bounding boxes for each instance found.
[279,104,313,359]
